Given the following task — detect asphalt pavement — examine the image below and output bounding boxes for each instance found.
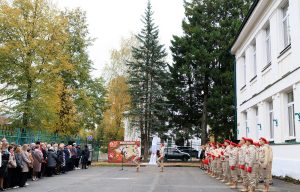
[12,166,300,192]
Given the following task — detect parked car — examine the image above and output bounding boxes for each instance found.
[177,146,199,158]
[164,147,190,162]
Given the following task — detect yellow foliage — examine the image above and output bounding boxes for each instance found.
[101,76,131,143]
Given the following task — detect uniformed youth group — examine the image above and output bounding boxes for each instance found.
[202,137,273,192]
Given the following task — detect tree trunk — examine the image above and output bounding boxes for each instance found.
[23,78,32,129]
[201,74,209,145]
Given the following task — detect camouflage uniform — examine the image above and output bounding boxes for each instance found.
[259,144,273,190]
[224,145,231,183]
[216,147,222,179]
[229,146,238,184]
[220,147,226,181]
[238,144,247,186]
[211,147,217,176]
[245,144,259,192]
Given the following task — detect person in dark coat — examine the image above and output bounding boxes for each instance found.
[0,139,10,191]
[57,144,66,174]
[14,146,23,188]
[199,145,206,170]
[6,145,17,188]
[46,147,57,177]
[75,145,81,169]
[70,144,77,170]
[81,145,90,169]
[64,145,71,171]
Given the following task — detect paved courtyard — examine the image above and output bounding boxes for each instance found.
[14,166,300,192]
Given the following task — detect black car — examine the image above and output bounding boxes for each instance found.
[177,146,199,158]
[164,147,190,162]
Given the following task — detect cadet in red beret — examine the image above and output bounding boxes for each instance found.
[259,137,273,192]
[222,140,232,185]
[244,138,259,192]
[228,141,238,188]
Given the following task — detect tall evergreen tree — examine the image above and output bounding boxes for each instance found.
[207,0,252,141]
[127,0,168,158]
[169,0,252,143]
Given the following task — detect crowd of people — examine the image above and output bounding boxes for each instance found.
[0,138,90,191]
[199,137,273,192]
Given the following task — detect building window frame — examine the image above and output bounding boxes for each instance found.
[252,43,257,78]
[269,101,274,141]
[244,112,248,138]
[265,25,271,65]
[255,107,259,140]
[287,91,295,138]
[241,56,246,88]
[282,2,291,49]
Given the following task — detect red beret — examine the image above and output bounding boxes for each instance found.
[253,142,260,147]
[224,140,231,144]
[241,137,247,141]
[259,137,268,144]
[246,138,253,144]
[237,144,241,148]
[230,142,237,147]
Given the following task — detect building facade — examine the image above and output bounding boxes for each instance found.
[231,0,300,180]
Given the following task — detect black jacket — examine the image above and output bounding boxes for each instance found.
[47,150,58,168]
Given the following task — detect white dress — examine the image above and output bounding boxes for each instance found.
[149,136,160,165]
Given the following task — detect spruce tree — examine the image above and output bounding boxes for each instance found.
[169,0,252,143]
[127,0,168,158]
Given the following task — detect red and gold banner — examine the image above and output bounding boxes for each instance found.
[108,141,140,163]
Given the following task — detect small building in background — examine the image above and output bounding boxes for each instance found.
[123,112,141,142]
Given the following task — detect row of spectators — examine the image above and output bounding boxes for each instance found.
[0,138,90,191]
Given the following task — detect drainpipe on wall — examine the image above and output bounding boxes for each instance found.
[233,56,238,141]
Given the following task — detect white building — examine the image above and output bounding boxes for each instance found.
[231,0,300,180]
[123,113,141,141]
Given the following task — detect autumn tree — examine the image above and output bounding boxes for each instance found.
[102,35,138,81]
[0,0,70,130]
[100,76,131,145]
[0,0,106,136]
[97,36,136,147]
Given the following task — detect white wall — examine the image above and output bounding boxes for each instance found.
[272,144,300,180]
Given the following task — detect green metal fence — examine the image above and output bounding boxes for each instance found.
[0,127,82,145]
[0,127,101,162]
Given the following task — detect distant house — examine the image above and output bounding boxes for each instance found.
[231,0,300,180]
[0,115,10,126]
[123,112,141,141]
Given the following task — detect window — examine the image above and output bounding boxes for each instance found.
[287,92,295,137]
[241,56,246,86]
[253,44,257,77]
[255,107,259,139]
[269,101,274,140]
[282,3,291,48]
[266,25,271,64]
[245,113,248,137]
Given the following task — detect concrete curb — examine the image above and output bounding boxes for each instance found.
[92,162,200,168]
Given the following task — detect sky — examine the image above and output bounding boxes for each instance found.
[54,0,185,77]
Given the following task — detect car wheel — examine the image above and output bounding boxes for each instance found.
[183,156,188,162]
